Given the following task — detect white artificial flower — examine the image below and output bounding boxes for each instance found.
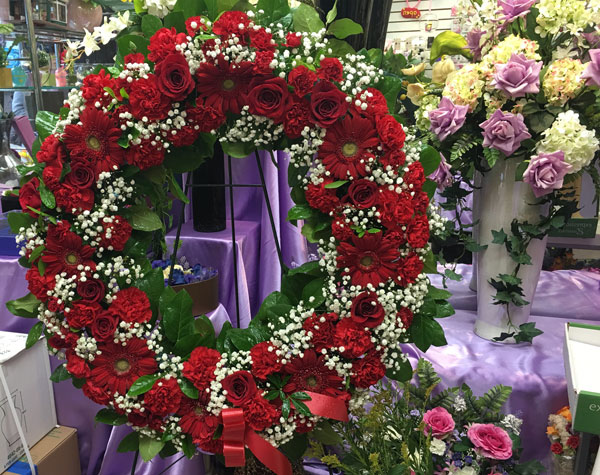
[501,414,523,435]
[64,39,80,61]
[94,18,118,45]
[111,11,131,31]
[452,467,477,475]
[144,0,177,18]
[82,29,100,56]
[453,396,467,413]
[430,438,446,456]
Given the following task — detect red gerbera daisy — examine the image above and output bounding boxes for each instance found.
[318,113,379,179]
[336,232,399,287]
[89,337,157,395]
[62,107,124,176]
[283,349,343,396]
[195,57,255,114]
[41,230,96,276]
[178,395,222,452]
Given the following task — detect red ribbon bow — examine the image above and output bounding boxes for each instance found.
[221,391,348,475]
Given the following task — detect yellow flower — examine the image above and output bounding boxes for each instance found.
[557,406,572,421]
[442,64,484,111]
[401,63,426,76]
[432,57,455,84]
[543,58,586,106]
[406,83,426,105]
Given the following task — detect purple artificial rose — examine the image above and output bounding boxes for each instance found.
[428,97,469,141]
[523,151,573,198]
[498,0,537,21]
[492,54,543,98]
[480,109,532,156]
[466,29,485,62]
[581,49,600,87]
[429,153,453,190]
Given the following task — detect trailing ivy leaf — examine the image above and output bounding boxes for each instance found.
[127,374,161,397]
[117,431,139,453]
[141,14,162,37]
[464,238,487,253]
[293,3,324,33]
[35,111,58,141]
[6,293,41,318]
[95,408,128,426]
[50,363,71,383]
[498,274,521,286]
[327,18,363,39]
[323,180,347,189]
[514,322,543,343]
[139,434,165,462]
[491,228,507,244]
[444,268,462,281]
[179,378,199,399]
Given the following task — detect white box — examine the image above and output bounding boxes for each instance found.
[563,323,600,435]
[0,331,57,471]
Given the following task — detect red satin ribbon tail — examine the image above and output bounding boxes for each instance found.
[245,428,293,475]
[222,408,247,467]
[304,391,349,422]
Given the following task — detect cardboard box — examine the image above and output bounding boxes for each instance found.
[563,323,600,435]
[2,426,80,475]
[0,332,57,471]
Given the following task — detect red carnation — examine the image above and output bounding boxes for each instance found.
[167,126,200,149]
[412,190,429,214]
[64,162,96,189]
[77,278,105,303]
[47,220,71,241]
[351,352,386,388]
[83,381,111,405]
[128,139,165,170]
[19,177,42,217]
[37,135,67,164]
[404,162,425,187]
[333,318,373,358]
[398,307,414,329]
[247,77,290,123]
[284,97,312,138]
[187,104,226,133]
[81,69,121,108]
[376,115,406,149]
[383,229,407,247]
[185,16,207,36]
[91,310,118,342]
[356,88,389,117]
[99,215,132,252]
[396,252,424,287]
[221,370,257,406]
[310,80,348,128]
[284,32,301,48]
[66,300,102,329]
[351,292,385,328]
[551,442,563,455]
[283,349,343,396]
[26,265,55,302]
[288,66,317,98]
[305,180,341,214]
[109,287,152,324]
[155,53,195,101]
[66,350,91,379]
[62,107,125,177]
[89,337,157,395]
[336,232,399,287]
[303,312,338,352]
[250,342,282,380]
[380,149,406,169]
[317,57,343,82]
[42,160,62,191]
[347,179,379,209]
[144,377,182,417]
[182,346,221,391]
[212,11,250,37]
[378,189,414,229]
[148,27,187,64]
[243,396,280,431]
[406,215,429,249]
[331,215,353,242]
[124,53,145,65]
[55,184,95,214]
[129,75,172,122]
[249,28,275,50]
[42,230,96,276]
[318,113,379,179]
[254,50,275,74]
[178,396,221,451]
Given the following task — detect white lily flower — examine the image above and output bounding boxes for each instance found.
[82,29,100,56]
[95,18,117,45]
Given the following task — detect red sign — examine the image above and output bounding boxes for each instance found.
[401,7,421,19]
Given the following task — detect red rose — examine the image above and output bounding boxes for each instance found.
[288,66,317,97]
[351,352,386,388]
[77,278,105,303]
[351,292,385,328]
[42,161,62,191]
[249,28,275,50]
[397,307,414,329]
[83,381,111,405]
[254,50,275,74]
[182,347,221,390]
[91,310,118,342]
[333,318,373,358]
[356,88,389,117]
[66,350,91,379]
[67,300,102,329]
[221,370,257,406]
[406,215,429,249]
[303,312,338,351]
[129,76,172,122]
[26,266,55,301]
[243,396,279,431]
[331,215,353,242]
[129,139,166,169]
[285,32,301,48]
[64,162,95,189]
[109,287,152,324]
[567,435,580,449]
[347,179,379,209]
[148,27,187,63]
[124,53,145,65]
[284,97,312,138]
[187,104,226,133]
[250,342,282,380]
[305,180,341,214]
[144,378,182,416]
[376,115,406,149]
[317,57,343,82]
[310,80,348,127]
[396,252,423,287]
[55,184,94,214]
[551,442,563,455]
[37,135,67,164]
[404,162,425,187]
[246,77,290,123]
[99,215,132,252]
[213,11,250,37]
[380,149,406,169]
[19,177,42,217]
[155,53,195,101]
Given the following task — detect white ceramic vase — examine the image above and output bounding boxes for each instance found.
[474,158,547,342]
[468,170,482,292]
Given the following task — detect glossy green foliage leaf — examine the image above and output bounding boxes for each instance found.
[293,3,324,33]
[35,111,58,141]
[221,140,256,159]
[410,316,447,352]
[127,374,161,397]
[162,289,194,343]
[26,322,43,348]
[420,145,442,176]
[117,432,140,453]
[126,204,163,231]
[139,434,165,462]
[95,408,128,426]
[49,364,71,383]
[6,293,41,318]
[327,18,363,39]
[141,14,162,38]
[256,0,290,24]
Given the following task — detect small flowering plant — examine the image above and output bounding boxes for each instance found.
[151,257,217,285]
[317,359,544,475]
[5,1,451,473]
[547,406,580,458]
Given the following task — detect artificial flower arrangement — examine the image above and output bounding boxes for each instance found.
[152,256,217,285]
[547,406,580,458]
[314,358,544,475]
[5,1,452,474]
[406,0,600,341]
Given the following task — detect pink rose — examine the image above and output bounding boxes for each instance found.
[523,151,572,198]
[467,423,513,460]
[423,407,455,438]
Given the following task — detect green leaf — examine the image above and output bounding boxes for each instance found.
[327,38,355,57]
[325,0,337,24]
[312,421,342,444]
[126,204,163,231]
[427,286,451,300]
[444,268,461,281]
[179,378,199,399]
[215,321,233,353]
[49,363,71,382]
[491,228,507,244]
[287,204,315,221]
[7,293,41,318]
[95,408,128,426]
[410,316,447,352]
[256,0,290,24]
[376,75,403,113]
[162,290,194,343]
[300,277,326,308]
[167,173,189,204]
[139,434,165,462]
[279,433,308,461]
[221,140,256,159]
[293,3,324,33]
[227,327,267,351]
[137,268,166,316]
[514,161,529,183]
[127,374,161,397]
[173,0,204,16]
[141,14,162,38]
[181,435,196,459]
[163,11,186,33]
[436,301,455,318]
[35,111,58,141]
[366,48,383,68]
[429,31,471,64]
[419,145,442,176]
[163,138,214,173]
[323,180,347,189]
[292,399,312,417]
[117,432,140,453]
[514,322,543,343]
[117,34,149,58]
[385,358,413,382]
[327,18,363,39]
[39,181,56,209]
[7,212,35,234]
[174,332,214,355]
